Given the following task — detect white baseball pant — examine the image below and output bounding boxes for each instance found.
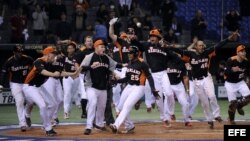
[41,77,58,120]
[167,82,190,122]
[22,84,52,131]
[63,76,80,114]
[193,75,220,121]
[188,80,199,116]
[115,85,144,130]
[225,80,250,101]
[79,74,87,99]
[145,71,172,121]
[85,87,107,129]
[9,82,28,127]
[112,68,127,113]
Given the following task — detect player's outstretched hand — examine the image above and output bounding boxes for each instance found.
[228,30,240,41]
[109,17,118,25]
[152,90,160,100]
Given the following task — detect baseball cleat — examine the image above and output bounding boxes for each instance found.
[237,107,245,116]
[184,122,192,127]
[121,126,135,134]
[214,116,223,123]
[64,113,69,119]
[46,129,57,136]
[147,107,152,113]
[208,121,214,129]
[109,124,118,134]
[171,114,176,121]
[93,124,107,131]
[163,120,171,128]
[84,129,91,135]
[25,116,31,127]
[20,126,27,132]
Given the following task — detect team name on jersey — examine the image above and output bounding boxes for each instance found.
[126,68,141,75]
[166,68,181,74]
[148,47,167,56]
[11,65,29,71]
[190,58,208,64]
[65,57,75,65]
[52,61,64,67]
[94,62,109,68]
[113,46,129,53]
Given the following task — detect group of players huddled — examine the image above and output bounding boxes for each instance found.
[0,17,249,136]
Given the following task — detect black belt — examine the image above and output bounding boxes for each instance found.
[193,75,208,80]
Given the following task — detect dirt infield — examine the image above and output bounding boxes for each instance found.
[1,121,250,140]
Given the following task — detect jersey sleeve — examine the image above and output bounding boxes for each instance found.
[34,59,45,74]
[107,55,118,72]
[224,58,234,76]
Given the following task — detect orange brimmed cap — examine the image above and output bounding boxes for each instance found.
[94,39,105,48]
[43,46,55,55]
[149,29,161,39]
[236,45,246,53]
[120,32,127,39]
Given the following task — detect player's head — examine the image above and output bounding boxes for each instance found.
[67,41,77,55]
[236,44,246,59]
[94,39,106,55]
[120,32,128,39]
[195,40,205,54]
[84,36,93,49]
[43,46,57,63]
[149,28,162,44]
[13,44,24,58]
[128,46,139,60]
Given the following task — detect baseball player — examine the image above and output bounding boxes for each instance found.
[40,45,65,126]
[109,18,135,113]
[0,44,33,132]
[224,45,250,125]
[109,46,160,134]
[79,39,124,135]
[74,36,94,118]
[22,46,59,136]
[132,28,173,127]
[62,41,80,119]
[166,54,192,126]
[169,32,238,128]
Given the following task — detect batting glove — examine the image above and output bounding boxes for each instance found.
[152,90,160,100]
[109,17,118,25]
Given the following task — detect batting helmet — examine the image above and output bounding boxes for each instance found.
[128,46,139,56]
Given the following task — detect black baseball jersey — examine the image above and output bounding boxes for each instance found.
[74,48,94,65]
[0,55,33,84]
[134,41,169,73]
[81,53,117,90]
[224,56,250,83]
[170,39,228,79]
[24,58,50,87]
[64,56,77,72]
[110,38,130,63]
[166,57,187,85]
[116,58,156,91]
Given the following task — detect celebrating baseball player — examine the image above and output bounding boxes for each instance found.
[169,31,239,128]
[0,44,33,132]
[166,54,192,126]
[74,36,94,118]
[109,46,160,134]
[22,46,59,136]
[224,45,250,125]
[79,39,125,135]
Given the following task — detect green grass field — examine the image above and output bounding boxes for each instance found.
[0,99,250,126]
